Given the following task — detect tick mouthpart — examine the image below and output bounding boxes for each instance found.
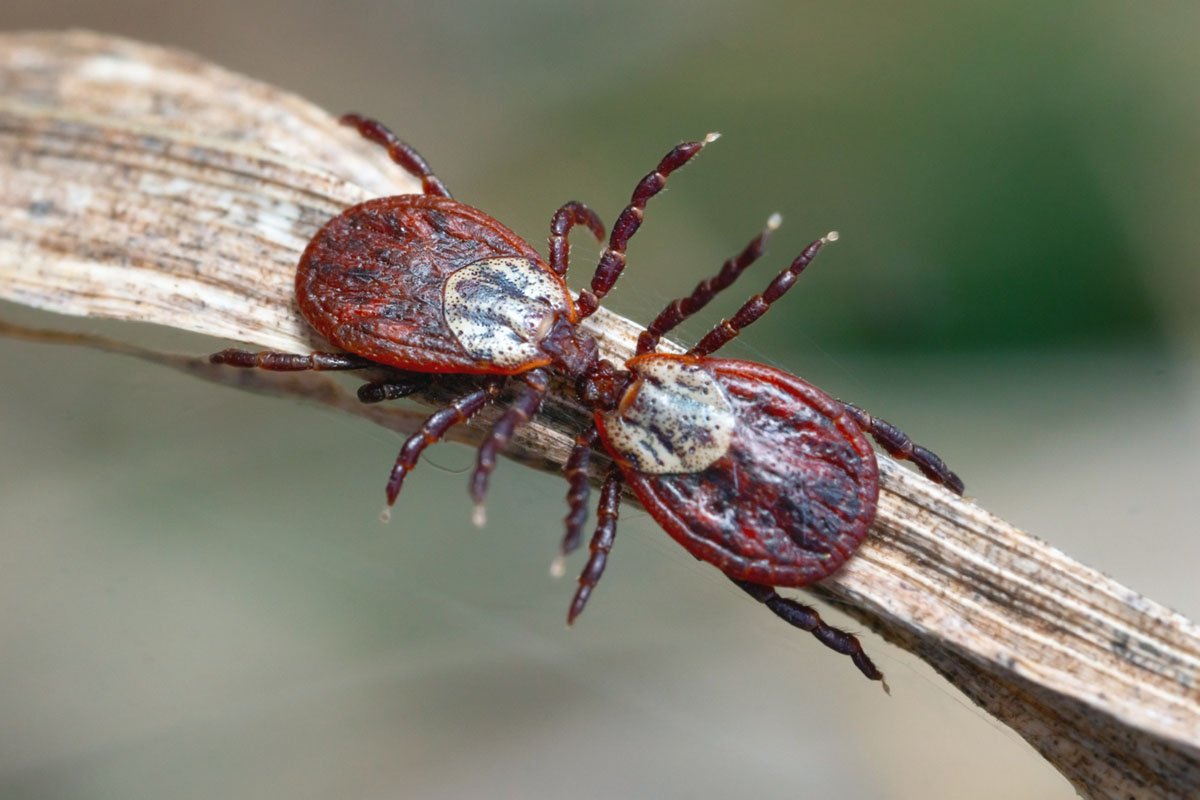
[540,316,599,379]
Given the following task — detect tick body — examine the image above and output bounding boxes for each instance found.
[597,355,879,588]
[558,228,963,685]
[212,114,964,685]
[297,194,575,375]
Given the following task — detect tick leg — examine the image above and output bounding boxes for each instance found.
[357,374,432,403]
[210,348,373,371]
[638,214,780,355]
[339,113,452,199]
[567,466,623,624]
[841,404,965,495]
[548,201,605,279]
[688,232,838,357]
[560,426,600,560]
[468,368,550,526]
[384,377,503,510]
[576,134,720,319]
[731,579,886,687]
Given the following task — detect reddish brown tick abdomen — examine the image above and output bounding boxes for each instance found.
[297,194,568,374]
[597,356,879,587]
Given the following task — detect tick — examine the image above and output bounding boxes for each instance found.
[211,115,963,684]
[213,113,712,522]
[561,224,963,687]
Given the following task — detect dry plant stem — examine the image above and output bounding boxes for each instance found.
[1,31,1198,799]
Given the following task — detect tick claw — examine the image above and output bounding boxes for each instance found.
[379,507,391,524]
[472,503,487,528]
[549,555,566,579]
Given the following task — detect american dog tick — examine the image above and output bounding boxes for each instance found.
[214,113,711,522]
[560,226,962,686]
[212,115,963,684]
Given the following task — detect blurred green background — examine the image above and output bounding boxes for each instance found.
[2,2,1198,798]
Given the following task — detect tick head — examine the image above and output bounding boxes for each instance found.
[577,358,626,411]
[539,315,599,379]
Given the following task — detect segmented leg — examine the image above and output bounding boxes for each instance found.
[567,466,623,624]
[339,113,452,199]
[841,403,964,495]
[548,201,606,279]
[384,377,504,512]
[210,348,373,371]
[732,579,886,687]
[689,232,838,357]
[576,133,720,319]
[559,426,599,559]
[357,376,431,404]
[468,368,550,526]
[637,214,781,355]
